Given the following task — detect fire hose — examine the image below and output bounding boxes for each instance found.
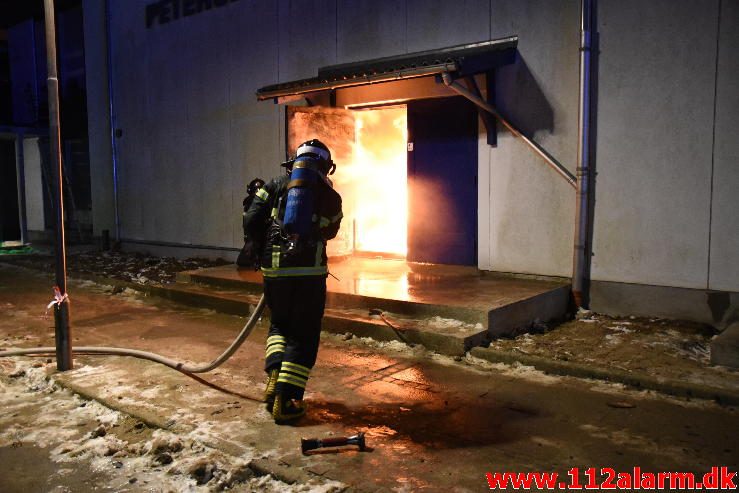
[0,295,266,374]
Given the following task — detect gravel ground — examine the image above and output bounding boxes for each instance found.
[489,309,738,391]
[1,249,231,285]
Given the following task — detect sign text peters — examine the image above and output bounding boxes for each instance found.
[146,0,240,29]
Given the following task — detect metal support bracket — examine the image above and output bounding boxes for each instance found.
[441,72,577,188]
[463,75,497,147]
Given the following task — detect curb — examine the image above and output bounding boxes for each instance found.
[470,347,739,406]
[248,458,319,486]
[50,367,329,488]
[52,371,180,431]
[4,262,476,356]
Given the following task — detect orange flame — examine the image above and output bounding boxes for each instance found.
[333,106,407,257]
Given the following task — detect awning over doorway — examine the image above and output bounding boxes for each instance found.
[256,36,518,102]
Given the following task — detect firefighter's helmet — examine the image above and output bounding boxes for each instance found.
[247,178,265,196]
[296,139,335,175]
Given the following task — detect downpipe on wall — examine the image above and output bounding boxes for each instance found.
[105,0,121,243]
[572,0,594,308]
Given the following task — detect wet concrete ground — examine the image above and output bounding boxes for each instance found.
[1,263,737,491]
[196,257,567,311]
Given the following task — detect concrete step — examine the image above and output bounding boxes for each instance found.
[149,281,484,355]
[175,261,572,353]
[178,268,489,326]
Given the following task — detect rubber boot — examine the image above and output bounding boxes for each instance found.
[264,369,279,412]
[272,393,306,423]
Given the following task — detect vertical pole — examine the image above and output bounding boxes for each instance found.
[572,0,593,308]
[44,0,72,371]
[15,133,29,245]
[105,0,121,243]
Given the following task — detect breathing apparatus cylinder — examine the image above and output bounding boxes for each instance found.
[283,157,323,237]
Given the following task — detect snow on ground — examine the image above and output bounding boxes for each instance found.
[463,354,563,386]
[0,358,344,492]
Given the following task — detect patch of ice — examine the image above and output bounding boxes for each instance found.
[114,287,146,305]
[604,334,622,345]
[194,308,217,317]
[673,342,710,364]
[139,384,166,400]
[426,316,464,329]
[516,333,535,345]
[464,355,562,385]
[606,325,634,334]
[351,336,420,355]
[133,275,149,285]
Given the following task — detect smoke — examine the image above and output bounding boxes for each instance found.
[287,107,354,166]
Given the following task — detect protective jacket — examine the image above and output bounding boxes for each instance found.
[243,173,342,278]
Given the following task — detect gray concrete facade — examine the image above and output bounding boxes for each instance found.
[593,0,718,289]
[710,0,739,293]
[82,0,116,238]
[22,137,45,234]
[83,1,739,319]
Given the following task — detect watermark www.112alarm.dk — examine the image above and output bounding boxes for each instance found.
[485,466,737,490]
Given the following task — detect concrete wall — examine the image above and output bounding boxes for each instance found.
[82,0,115,238]
[22,137,45,233]
[593,0,716,289]
[479,0,580,278]
[98,0,282,249]
[710,0,739,292]
[85,1,738,299]
[590,0,737,294]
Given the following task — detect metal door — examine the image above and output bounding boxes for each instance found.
[407,96,478,265]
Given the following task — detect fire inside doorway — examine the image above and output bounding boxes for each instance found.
[287,96,477,266]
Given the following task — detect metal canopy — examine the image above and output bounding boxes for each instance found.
[256,36,518,101]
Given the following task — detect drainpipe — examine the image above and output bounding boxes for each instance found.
[104,0,121,242]
[572,0,594,308]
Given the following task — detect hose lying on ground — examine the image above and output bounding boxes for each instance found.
[368,308,410,344]
[0,295,266,374]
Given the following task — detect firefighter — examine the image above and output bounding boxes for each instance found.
[236,178,266,268]
[243,139,342,423]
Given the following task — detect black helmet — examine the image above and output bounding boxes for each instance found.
[296,139,336,175]
[247,178,265,196]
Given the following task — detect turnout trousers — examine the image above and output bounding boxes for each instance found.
[263,275,327,400]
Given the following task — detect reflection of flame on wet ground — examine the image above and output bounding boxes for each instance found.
[359,424,398,439]
[302,399,535,449]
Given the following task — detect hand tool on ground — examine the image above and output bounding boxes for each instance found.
[301,432,366,454]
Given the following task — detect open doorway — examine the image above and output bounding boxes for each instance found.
[342,105,407,258]
[286,96,477,266]
[288,104,408,259]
